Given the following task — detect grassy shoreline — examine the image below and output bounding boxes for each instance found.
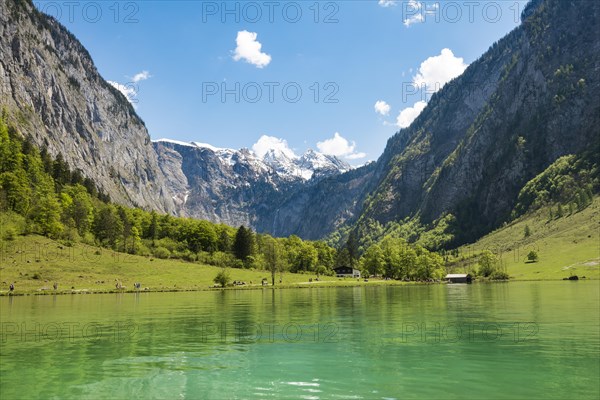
[1,275,597,297]
[0,280,408,296]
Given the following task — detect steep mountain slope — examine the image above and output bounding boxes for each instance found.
[153,139,360,238]
[266,162,376,239]
[356,0,600,246]
[0,0,175,213]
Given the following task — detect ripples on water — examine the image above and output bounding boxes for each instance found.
[0,282,598,399]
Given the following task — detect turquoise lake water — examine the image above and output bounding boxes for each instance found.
[1,282,599,399]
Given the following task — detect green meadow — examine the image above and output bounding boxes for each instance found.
[456,197,600,280]
[0,234,329,294]
[0,234,406,295]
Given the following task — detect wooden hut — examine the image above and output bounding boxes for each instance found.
[445,274,472,284]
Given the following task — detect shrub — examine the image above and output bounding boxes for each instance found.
[315,265,333,276]
[213,269,230,288]
[154,237,183,253]
[246,254,265,270]
[153,246,171,259]
[81,232,96,246]
[61,228,80,243]
[3,228,16,241]
[527,250,539,263]
[173,249,196,262]
[182,251,197,262]
[136,243,151,257]
[490,270,510,280]
[478,250,498,277]
[208,251,236,268]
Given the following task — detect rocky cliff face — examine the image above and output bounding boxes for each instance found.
[357,0,600,244]
[266,162,376,239]
[0,0,176,213]
[153,139,363,239]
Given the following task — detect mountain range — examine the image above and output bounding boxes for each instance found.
[152,138,352,232]
[1,0,598,245]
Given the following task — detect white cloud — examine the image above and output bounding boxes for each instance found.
[404,10,424,26]
[379,1,438,27]
[252,135,297,159]
[374,100,391,116]
[412,48,468,93]
[232,30,272,69]
[346,152,368,160]
[108,70,152,109]
[132,70,151,83]
[403,1,439,27]
[404,13,424,27]
[396,100,427,128]
[404,0,423,27]
[108,81,137,108]
[387,49,466,129]
[317,132,366,160]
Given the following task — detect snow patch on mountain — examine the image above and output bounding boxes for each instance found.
[153,138,351,180]
[154,138,197,148]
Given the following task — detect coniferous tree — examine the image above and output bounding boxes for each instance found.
[52,153,70,185]
[218,228,232,252]
[345,231,360,266]
[148,210,158,243]
[93,205,123,247]
[233,225,254,261]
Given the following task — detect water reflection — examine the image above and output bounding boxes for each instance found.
[0,283,598,399]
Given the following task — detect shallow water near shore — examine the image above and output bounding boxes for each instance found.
[1,281,599,399]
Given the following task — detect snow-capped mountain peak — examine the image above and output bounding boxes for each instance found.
[154,138,233,153]
[153,138,351,181]
[259,147,352,180]
[191,141,227,152]
[298,149,351,173]
[261,147,302,177]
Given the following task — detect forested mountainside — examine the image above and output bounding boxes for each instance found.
[350,0,600,247]
[0,0,176,213]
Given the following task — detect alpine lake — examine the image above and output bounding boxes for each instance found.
[1,281,598,399]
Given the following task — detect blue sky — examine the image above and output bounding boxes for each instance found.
[35,0,526,164]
